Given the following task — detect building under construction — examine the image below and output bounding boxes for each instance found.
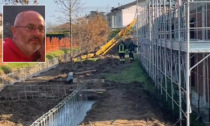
[136,0,210,126]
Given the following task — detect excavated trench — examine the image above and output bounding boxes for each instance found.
[30,86,96,126]
[0,56,119,126]
[0,55,175,126]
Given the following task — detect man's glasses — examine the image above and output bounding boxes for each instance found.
[15,25,45,33]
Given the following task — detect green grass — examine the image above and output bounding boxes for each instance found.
[87,58,98,61]
[104,60,147,84]
[103,60,205,126]
[46,48,82,60]
[46,50,68,60]
[0,63,36,74]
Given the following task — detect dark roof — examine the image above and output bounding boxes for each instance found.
[86,11,106,18]
[106,11,113,16]
[111,1,136,12]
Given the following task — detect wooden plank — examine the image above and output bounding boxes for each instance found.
[74,69,96,75]
[73,79,105,83]
[69,89,106,92]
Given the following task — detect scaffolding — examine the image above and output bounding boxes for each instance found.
[136,0,210,126]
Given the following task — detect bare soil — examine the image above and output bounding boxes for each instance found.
[80,81,173,126]
[0,55,174,126]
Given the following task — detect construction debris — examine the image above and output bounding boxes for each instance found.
[66,72,74,84]
[74,69,96,75]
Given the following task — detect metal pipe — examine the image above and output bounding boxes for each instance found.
[178,0,183,125]
[189,53,210,72]
[202,4,205,40]
[186,0,191,126]
[203,54,206,106]
[169,0,175,112]
[136,0,139,54]
[149,0,151,77]
[164,0,168,101]
[70,0,73,68]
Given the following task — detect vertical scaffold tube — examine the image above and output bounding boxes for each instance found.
[178,0,182,125]
[186,0,191,126]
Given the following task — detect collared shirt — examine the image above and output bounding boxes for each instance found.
[3,38,39,62]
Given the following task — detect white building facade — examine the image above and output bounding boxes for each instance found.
[107,1,136,29]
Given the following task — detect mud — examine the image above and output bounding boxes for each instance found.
[0,55,174,126]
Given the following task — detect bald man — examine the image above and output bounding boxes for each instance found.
[3,10,45,62]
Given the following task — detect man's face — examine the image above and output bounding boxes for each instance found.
[12,11,45,56]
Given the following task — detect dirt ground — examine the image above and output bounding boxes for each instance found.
[80,82,173,126]
[0,54,175,126]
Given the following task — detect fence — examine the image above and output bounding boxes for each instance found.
[0,37,72,66]
[0,84,73,101]
[30,86,94,126]
[46,37,71,54]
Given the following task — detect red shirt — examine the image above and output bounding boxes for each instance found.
[3,38,40,62]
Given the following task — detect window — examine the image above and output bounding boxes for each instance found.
[118,16,121,25]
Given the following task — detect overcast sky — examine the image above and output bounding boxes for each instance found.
[0,0,136,24]
[39,0,136,24]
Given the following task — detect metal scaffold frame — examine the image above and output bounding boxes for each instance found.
[136,0,210,126]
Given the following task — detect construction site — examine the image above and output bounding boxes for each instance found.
[0,0,210,126]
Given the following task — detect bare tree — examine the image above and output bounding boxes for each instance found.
[46,22,61,33]
[54,0,109,58]
[54,0,83,67]
[73,14,108,55]
[54,0,83,23]
[73,18,91,54]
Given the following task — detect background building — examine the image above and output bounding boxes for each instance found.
[107,1,136,29]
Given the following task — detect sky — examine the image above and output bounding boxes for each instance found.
[40,0,135,24]
[0,0,136,24]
